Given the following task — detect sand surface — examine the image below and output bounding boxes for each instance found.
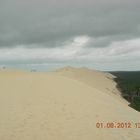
[0,67,140,140]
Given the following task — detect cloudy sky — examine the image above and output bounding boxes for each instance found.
[0,0,140,71]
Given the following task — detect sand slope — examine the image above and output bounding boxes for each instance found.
[0,67,140,140]
[54,66,128,104]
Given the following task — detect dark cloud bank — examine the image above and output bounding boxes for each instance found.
[0,0,140,71]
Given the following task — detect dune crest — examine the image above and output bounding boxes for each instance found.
[54,66,128,104]
[0,67,140,140]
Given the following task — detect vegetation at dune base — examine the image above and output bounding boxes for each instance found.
[110,71,140,112]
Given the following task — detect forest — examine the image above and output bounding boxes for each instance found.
[110,71,140,112]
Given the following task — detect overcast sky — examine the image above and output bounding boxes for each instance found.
[0,0,140,71]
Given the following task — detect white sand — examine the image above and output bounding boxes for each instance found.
[0,67,140,140]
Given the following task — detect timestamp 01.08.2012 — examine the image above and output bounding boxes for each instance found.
[96,122,140,129]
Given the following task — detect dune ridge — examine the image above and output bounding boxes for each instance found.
[0,67,140,140]
[54,66,128,104]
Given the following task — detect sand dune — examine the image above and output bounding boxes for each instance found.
[0,67,140,140]
[54,66,128,104]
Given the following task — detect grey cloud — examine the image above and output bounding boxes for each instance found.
[0,0,140,48]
